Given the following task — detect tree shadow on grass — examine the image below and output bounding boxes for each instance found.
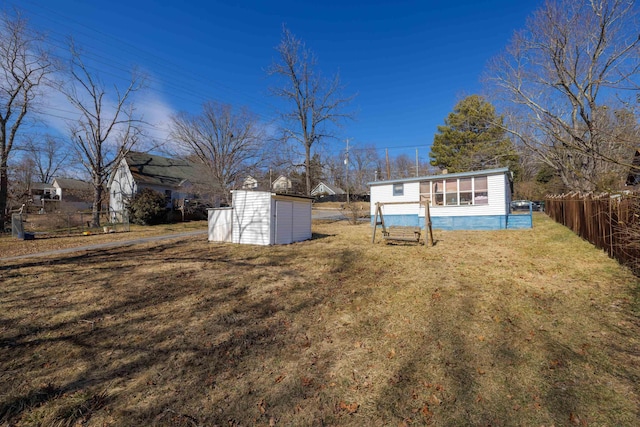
[0,239,359,426]
[311,232,333,240]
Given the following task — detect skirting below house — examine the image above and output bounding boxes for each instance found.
[371,214,532,230]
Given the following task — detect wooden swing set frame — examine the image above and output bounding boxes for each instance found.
[371,196,434,247]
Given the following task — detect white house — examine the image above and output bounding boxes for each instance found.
[208,190,312,245]
[51,178,94,210]
[108,151,210,217]
[369,167,531,230]
[310,181,345,197]
[272,175,292,193]
[242,175,259,190]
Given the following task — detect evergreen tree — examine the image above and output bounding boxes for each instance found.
[430,95,518,173]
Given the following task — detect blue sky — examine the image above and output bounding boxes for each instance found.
[13,0,542,163]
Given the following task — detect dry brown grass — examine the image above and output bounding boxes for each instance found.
[1,214,639,426]
[0,221,207,259]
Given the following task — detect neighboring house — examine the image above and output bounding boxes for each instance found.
[108,151,211,217]
[26,182,58,212]
[272,175,292,193]
[310,181,345,197]
[208,190,312,245]
[369,167,531,230]
[52,178,93,202]
[51,177,94,210]
[242,175,259,190]
[29,182,58,202]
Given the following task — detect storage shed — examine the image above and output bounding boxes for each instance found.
[369,167,531,230]
[208,190,312,245]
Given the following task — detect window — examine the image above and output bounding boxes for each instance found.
[393,183,404,196]
[419,181,431,205]
[474,177,488,205]
[459,178,473,205]
[433,181,444,205]
[422,176,489,206]
[445,179,458,205]
[164,189,172,205]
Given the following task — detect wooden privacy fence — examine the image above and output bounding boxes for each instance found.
[545,192,640,273]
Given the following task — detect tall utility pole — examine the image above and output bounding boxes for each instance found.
[345,138,350,203]
[415,148,419,177]
[385,149,391,180]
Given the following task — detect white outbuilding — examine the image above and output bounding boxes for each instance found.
[208,190,312,245]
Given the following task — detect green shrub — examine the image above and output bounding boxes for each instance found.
[127,188,168,225]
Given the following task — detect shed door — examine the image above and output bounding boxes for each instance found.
[275,201,293,244]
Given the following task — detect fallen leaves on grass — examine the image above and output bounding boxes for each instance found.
[338,401,359,414]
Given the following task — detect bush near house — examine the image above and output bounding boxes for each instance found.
[126,188,167,225]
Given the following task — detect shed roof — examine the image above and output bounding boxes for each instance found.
[231,189,313,201]
[368,167,511,187]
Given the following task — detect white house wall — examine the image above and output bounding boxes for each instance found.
[425,173,507,217]
[370,173,508,217]
[370,182,421,216]
[232,191,272,245]
[368,169,526,230]
[109,159,137,214]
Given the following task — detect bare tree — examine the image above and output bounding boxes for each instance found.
[323,153,346,190]
[0,11,52,219]
[393,154,414,179]
[268,26,354,195]
[487,0,640,192]
[350,144,379,193]
[170,101,269,205]
[63,45,143,227]
[24,135,68,183]
[8,155,35,206]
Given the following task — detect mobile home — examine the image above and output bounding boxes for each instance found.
[369,168,531,230]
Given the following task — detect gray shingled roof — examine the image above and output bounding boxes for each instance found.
[312,181,345,195]
[125,151,210,188]
[31,182,55,190]
[53,178,92,191]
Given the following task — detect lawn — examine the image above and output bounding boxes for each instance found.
[0,221,208,260]
[1,214,639,426]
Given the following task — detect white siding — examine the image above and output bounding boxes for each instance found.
[208,208,233,242]
[232,191,272,245]
[292,200,312,242]
[370,181,420,216]
[426,173,507,217]
[213,190,312,246]
[275,201,293,244]
[370,171,510,218]
[109,159,136,214]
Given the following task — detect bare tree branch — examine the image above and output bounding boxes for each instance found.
[486,0,640,192]
[24,135,69,183]
[169,101,270,205]
[0,10,52,220]
[268,25,354,195]
[62,44,144,227]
